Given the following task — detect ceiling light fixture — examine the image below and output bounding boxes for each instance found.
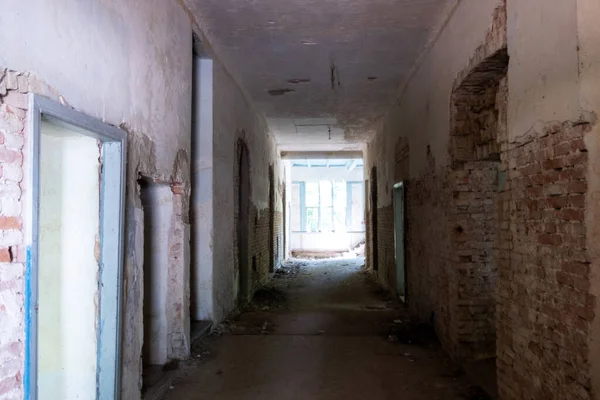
[301,40,318,45]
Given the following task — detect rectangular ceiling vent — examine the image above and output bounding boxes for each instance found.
[294,124,330,135]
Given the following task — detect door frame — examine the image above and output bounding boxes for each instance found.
[370,166,378,271]
[27,94,127,400]
[393,181,407,301]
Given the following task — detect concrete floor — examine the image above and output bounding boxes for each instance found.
[163,257,491,400]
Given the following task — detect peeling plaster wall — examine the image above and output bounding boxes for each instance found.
[0,0,192,177]
[579,0,600,394]
[0,2,193,399]
[366,0,600,398]
[506,0,581,139]
[364,0,501,298]
[191,57,214,321]
[366,0,502,199]
[212,57,282,323]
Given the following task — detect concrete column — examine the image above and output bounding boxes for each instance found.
[141,183,171,365]
[167,189,191,359]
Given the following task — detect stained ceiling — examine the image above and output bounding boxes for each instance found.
[185,0,454,151]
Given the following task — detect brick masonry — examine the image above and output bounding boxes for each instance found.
[366,2,599,398]
[0,68,62,399]
[0,69,34,400]
[234,139,284,304]
[496,121,593,400]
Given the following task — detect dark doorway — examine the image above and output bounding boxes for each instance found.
[237,140,250,303]
[370,166,378,271]
[282,180,287,260]
[269,164,275,273]
[393,182,406,299]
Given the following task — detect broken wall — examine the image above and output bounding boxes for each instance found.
[212,57,283,321]
[366,0,600,399]
[0,1,193,398]
[365,0,502,321]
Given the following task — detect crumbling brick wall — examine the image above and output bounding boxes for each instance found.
[273,210,284,269]
[444,54,507,359]
[376,205,395,290]
[0,69,29,400]
[405,164,453,346]
[449,163,499,358]
[496,121,593,400]
[233,140,284,305]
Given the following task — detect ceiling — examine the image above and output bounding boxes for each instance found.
[185,0,453,151]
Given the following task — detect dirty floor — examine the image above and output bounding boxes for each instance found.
[163,257,492,400]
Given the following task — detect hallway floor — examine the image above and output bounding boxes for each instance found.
[163,258,492,400]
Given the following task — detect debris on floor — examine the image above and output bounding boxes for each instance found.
[160,257,496,400]
[249,286,287,310]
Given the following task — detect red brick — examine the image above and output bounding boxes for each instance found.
[562,261,589,277]
[568,194,585,208]
[0,217,21,230]
[560,209,584,221]
[0,147,22,165]
[538,234,562,246]
[542,158,564,170]
[567,181,587,194]
[554,142,571,156]
[555,271,574,286]
[567,152,587,166]
[0,373,20,396]
[0,248,11,262]
[171,184,185,195]
[570,138,586,152]
[576,306,595,321]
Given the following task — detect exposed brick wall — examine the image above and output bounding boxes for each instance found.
[167,188,191,360]
[375,206,395,291]
[0,69,42,400]
[249,206,269,293]
[405,164,453,350]
[445,56,507,359]
[234,141,284,304]
[496,121,593,400]
[365,188,372,269]
[273,210,283,269]
[450,162,499,359]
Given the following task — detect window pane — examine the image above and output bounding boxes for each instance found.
[306,182,319,207]
[333,181,346,231]
[319,181,332,206]
[291,183,301,231]
[321,207,333,232]
[350,183,365,231]
[306,207,319,232]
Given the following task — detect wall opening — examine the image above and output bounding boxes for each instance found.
[449,48,508,360]
[140,180,172,389]
[288,158,365,257]
[190,49,214,325]
[282,179,287,260]
[37,121,101,400]
[370,166,378,271]
[237,140,250,304]
[268,164,275,272]
[393,182,406,300]
[30,96,127,400]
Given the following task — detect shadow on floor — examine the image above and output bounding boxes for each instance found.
[153,257,494,400]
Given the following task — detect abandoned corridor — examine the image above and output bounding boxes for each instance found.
[1,1,600,400]
[164,258,489,400]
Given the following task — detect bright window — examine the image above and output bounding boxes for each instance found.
[291,180,365,232]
